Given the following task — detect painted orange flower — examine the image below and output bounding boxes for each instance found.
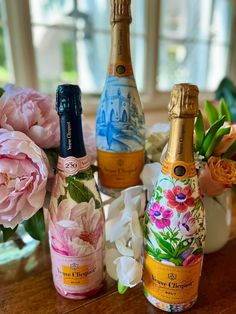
[208,156,236,185]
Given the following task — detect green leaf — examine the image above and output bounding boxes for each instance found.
[44,148,58,172]
[199,115,226,156]
[118,281,128,294]
[192,248,203,255]
[74,169,93,181]
[0,87,4,97]
[23,209,45,242]
[194,110,205,151]
[222,139,236,159]
[174,238,194,258]
[67,177,98,204]
[205,125,231,159]
[0,225,18,242]
[169,257,183,266]
[152,231,175,256]
[58,194,67,205]
[219,98,231,122]
[204,100,219,125]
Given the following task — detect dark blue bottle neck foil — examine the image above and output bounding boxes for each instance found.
[59,113,86,158]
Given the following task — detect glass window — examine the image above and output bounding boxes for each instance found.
[0,0,14,86]
[157,0,233,91]
[29,0,146,94]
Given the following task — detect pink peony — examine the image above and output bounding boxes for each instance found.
[0,84,59,149]
[198,162,227,197]
[49,198,104,256]
[214,122,236,156]
[0,129,49,228]
[83,120,97,164]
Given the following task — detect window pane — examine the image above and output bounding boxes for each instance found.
[0,1,14,86]
[157,0,233,91]
[30,0,146,94]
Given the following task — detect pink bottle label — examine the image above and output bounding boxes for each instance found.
[57,155,90,175]
[50,243,104,296]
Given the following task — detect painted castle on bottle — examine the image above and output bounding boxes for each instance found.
[96,75,145,152]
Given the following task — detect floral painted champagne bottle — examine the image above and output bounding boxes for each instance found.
[49,84,105,299]
[96,0,145,196]
[143,84,206,312]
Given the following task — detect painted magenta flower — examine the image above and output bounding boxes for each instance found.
[178,212,197,237]
[148,202,173,229]
[164,186,195,213]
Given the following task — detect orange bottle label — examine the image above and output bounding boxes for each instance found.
[143,254,202,304]
[108,62,133,77]
[62,264,89,286]
[97,149,144,189]
[162,160,196,180]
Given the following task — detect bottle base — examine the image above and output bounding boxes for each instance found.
[144,288,197,312]
[98,183,122,198]
[54,281,104,300]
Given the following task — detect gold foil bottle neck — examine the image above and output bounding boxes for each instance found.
[110,0,132,24]
[168,83,199,119]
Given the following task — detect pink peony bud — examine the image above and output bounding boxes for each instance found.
[0,128,49,228]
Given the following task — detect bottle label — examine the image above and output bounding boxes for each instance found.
[143,169,206,307]
[97,149,144,189]
[49,167,105,296]
[143,254,202,304]
[162,160,196,180]
[96,75,145,153]
[57,155,90,175]
[50,245,104,294]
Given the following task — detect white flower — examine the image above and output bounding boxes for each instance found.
[140,162,162,200]
[105,186,145,288]
[145,123,169,162]
[114,256,143,287]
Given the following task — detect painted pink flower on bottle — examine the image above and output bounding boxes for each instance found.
[183,254,202,266]
[148,202,173,229]
[178,212,197,237]
[164,186,195,213]
[50,198,104,256]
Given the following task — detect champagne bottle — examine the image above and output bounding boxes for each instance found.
[96,0,145,196]
[143,84,206,312]
[49,84,105,299]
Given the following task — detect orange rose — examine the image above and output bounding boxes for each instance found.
[214,122,236,156]
[199,162,226,196]
[208,156,236,185]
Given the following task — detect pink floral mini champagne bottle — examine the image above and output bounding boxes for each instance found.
[143,84,206,312]
[49,84,105,299]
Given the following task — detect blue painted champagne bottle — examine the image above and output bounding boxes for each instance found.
[96,0,145,196]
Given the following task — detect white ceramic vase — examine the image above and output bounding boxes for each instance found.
[204,190,231,254]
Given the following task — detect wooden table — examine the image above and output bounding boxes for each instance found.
[0,237,236,314]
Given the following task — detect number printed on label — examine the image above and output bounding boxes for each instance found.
[65,161,77,169]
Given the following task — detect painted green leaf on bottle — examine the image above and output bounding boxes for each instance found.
[67,177,101,208]
[58,193,67,205]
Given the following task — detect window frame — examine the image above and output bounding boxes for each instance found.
[4,0,236,114]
